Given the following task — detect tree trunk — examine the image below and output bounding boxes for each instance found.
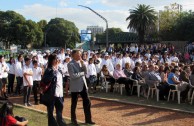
[138,30,145,43]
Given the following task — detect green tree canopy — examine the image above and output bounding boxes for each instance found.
[45,18,80,48]
[0,10,43,48]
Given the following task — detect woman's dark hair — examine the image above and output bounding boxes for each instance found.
[171,68,179,73]
[133,66,139,73]
[158,65,164,73]
[9,57,14,64]
[47,53,57,68]
[32,60,38,65]
[0,55,3,59]
[17,54,23,61]
[24,57,31,62]
[0,102,14,125]
[164,66,170,73]
[102,65,108,72]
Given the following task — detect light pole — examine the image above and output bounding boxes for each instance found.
[78,5,109,49]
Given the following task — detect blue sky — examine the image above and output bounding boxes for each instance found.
[1,0,194,31]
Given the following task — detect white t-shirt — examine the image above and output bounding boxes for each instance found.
[23,65,33,86]
[1,62,9,78]
[32,67,42,81]
[55,70,63,97]
[7,63,15,74]
[15,61,23,77]
[86,64,97,78]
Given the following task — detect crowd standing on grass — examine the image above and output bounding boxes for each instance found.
[0,42,194,125]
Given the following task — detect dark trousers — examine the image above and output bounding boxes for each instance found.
[33,81,40,103]
[15,77,23,94]
[71,86,92,122]
[106,77,116,90]
[117,77,132,94]
[23,86,32,104]
[47,97,66,126]
[8,74,15,94]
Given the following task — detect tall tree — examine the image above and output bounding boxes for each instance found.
[126,4,157,43]
[45,18,80,48]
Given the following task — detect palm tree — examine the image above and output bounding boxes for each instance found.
[126,4,157,43]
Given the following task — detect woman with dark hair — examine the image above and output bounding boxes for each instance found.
[0,102,28,126]
[101,65,115,92]
[124,63,133,77]
[41,53,66,126]
[7,57,15,95]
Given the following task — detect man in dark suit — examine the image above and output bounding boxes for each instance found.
[68,49,95,125]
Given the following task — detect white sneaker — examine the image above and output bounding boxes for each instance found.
[27,103,32,106]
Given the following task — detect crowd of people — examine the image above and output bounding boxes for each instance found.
[0,42,194,126]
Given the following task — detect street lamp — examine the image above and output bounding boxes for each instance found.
[78,5,109,49]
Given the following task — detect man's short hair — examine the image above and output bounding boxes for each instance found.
[32,60,38,65]
[24,57,31,62]
[71,49,81,56]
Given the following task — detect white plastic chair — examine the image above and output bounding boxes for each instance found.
[146,82,159,102]
[113,79,125,95]
[130,76,142,97]
[100,72,111,93]
[167,82,181,104]
[188,81,194,105]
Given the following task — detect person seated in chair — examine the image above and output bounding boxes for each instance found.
[132,66,146,96]
[168,68,190,102]
[113,64,132,95]
[101,65,115,92]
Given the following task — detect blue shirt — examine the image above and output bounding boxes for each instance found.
[168,73,178,85]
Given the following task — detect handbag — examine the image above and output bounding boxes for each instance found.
[40,91,54,106]
[39,81,53,106]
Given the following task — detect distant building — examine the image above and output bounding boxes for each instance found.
[164,3,183,13]
[86,26,104,36]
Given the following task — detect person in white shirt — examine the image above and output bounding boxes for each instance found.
[0,55,9,99]
[7,57,15,95]
[23,57,33,106]
[114,53,123,69]
[86,58,97,93]
[134,53,142,64]
[32,60,42,105]
[61,56,71,96]
[15,54,24,95]
[101,53,114,75]
[57,48,65,62]
[41,53,66,126]
[93,53,101,86]
[0,55,4,99]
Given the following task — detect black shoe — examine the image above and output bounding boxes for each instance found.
[86,121,95,125]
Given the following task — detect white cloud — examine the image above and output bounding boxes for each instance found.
[15,4,130,32]
[85,0,92,5]
[59,0,68,7]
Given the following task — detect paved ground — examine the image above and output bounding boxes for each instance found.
[7,93,194,126]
